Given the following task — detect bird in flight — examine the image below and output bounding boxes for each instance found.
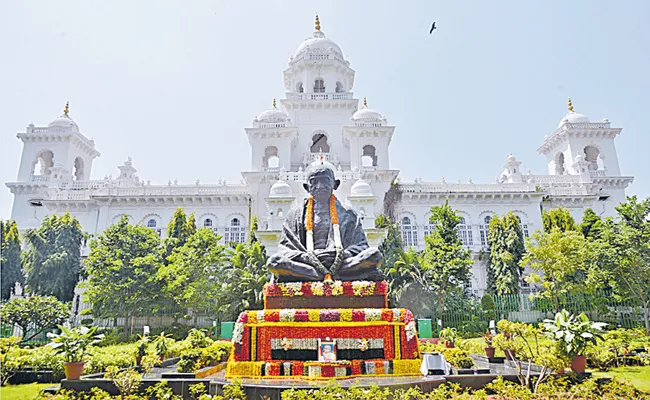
[429,22,437,34]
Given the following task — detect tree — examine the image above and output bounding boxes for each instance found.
[375,214,407,305]
[83,216,165,332]
[214,241,268,321]
[166,208,195,246]
[1,220,24,300]
[487,212,526,295]
[522,229,595,313]
[580,208,604,239]
[542,207,577,233]
[599,196,650,334]
[158,228,230,313]
[23,213,83,302]
[411,201,473,322]
[0,295,70,342]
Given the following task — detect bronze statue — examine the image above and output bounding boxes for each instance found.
[267,164,384,282]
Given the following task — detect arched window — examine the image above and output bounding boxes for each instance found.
[147,218,162,237]
[362,145,378,167]
[400,216,418,248]
[33,150,54,176]
[204,218,213,227]
[584,146,600,171]
[458,217,473,246]
[310,132,330,153]
[335,82,344,93]
[479,215,492,247]
[264,146,279,168]
[555,153,566,175]
[314,78,325,93]
[515,216,530,238]
[225,217,246,244]
[73,157,84,180]
[296,82,304,93]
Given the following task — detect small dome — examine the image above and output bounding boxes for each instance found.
[257,109,289,123]
[269,180,292,197]
[350,179,373,196]
[48,114,79,131]
[351,99,386,125]
[507,154,516,163]
[558,111,589,127]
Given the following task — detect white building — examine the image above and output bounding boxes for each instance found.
[5,16,634,300]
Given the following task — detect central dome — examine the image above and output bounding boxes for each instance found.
[293,15,343,59]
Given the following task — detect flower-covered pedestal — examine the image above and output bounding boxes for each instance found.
[226,281,422,380]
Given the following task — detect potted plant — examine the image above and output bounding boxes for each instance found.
[542,309,606,373]
[47,325,104,380]
[154,332,173,361]
[481,329,496,358]
[135,334,149,366]
[496,320,521,360]
[439,327,457,349]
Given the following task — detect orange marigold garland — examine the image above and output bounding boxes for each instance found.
[304,195,344,278]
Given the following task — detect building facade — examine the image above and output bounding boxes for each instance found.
[6,17,634,300]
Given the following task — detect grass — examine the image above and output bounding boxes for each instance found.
[0,383,55,400]
[592,365,650,392]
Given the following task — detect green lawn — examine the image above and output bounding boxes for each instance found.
[593,365,650,392]
[0,383,55,400]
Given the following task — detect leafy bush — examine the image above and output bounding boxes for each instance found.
[150,323,195,341]
[177,341,232,373]
[84,344,136,374]
[542,309,606,358]
[417,342,475,369]
[0,296,70,343]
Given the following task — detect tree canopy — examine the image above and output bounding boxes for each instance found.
[0,295,70,342]
[1,220,24,300]
[23,213,83,302]
[542,207,577,233]
[487,212,525,295]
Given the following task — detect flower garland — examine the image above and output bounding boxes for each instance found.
[305,194,344,277]
[264,281,388,298]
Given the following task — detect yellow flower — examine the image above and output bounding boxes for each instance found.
[308,309,320,322]
[311,282,324,296]
[331,281,343,296]
[340,309,352,322]
[247,311,257,324]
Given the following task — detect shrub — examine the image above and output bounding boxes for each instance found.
[480,293,497,320]
[417,342,475,369]
[177,341,232,373]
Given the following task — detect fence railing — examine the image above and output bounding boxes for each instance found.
[440,291,645,333]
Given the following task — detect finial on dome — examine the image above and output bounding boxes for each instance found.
[315,14,321,31]
[363,97,367,107]
[568,97,574,112]
[63,101,69,116]
[272,98,277,109]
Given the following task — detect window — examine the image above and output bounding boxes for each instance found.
[74,157,84,180]
[335,82,344,93]
[584,146,600,171]
[204,218,212,227]
[479,215,492,247]
[515,216,530,238]
[314,78,325,93]
[147,219,161,237]
[458,217,473,246]
[264,146,279,168]
[400,216,418,248]
[362,145,378,167]
[296,82,304,93]
[310,132,330,153]
[33,150,54,176]
[555,153,566,175]
[225,218,246,244]
[423,216,434,238]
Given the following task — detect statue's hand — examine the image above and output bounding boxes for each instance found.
[314,249,337,267]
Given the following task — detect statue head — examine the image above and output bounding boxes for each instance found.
[303,164,340,202]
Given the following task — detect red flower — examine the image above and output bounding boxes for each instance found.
[381,309,393,322]
[320,310,340,322]
[321,365,335,377]
[323,283,333,296]
[352,310,365,322]
[269,362,281,376]
[294,310,309,322]
[342,282,354,296]
[236,312,248,324]
[351,360,362,375]
[376,281,388,294]
[293,362,303,376]
[266,311,280,322]
[403,309,415,324]
[302,282,313,296]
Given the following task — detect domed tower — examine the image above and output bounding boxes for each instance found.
[280,15,359,170]
[343,97,395,170]
[245,99,297,172]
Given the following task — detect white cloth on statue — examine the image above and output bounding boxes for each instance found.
[420,353,451,376]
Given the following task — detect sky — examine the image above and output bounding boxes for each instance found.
[1,0,648,220]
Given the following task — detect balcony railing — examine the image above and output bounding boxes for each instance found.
[285,92,353,100]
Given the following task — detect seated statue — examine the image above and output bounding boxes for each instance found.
[267,163,384,282]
